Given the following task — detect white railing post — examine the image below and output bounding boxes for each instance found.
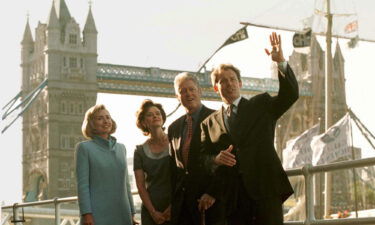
[1,213,10,225]
[54,197,60,225]
[303,164,315,225]
[13,204,18,225]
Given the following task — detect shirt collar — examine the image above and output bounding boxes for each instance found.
[187,104,203,122]
[223,96,242,110]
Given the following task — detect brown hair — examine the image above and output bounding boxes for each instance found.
[81,104,117,139]
[136,99,167,136]
[210,63,242,86]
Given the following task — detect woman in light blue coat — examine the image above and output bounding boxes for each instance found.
[75,104,138,225]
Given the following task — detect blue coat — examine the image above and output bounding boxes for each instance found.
[75,136,135,225]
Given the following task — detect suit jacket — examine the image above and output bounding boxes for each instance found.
[168,105,216,223]
[201,64,299,207]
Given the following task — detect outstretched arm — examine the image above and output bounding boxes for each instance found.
[265,32,286,64]
[265,32,299,119]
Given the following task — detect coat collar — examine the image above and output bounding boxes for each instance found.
[92,135,117,151]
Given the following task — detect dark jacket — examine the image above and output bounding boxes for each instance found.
[201,64,299,213]
[169,105,225,225]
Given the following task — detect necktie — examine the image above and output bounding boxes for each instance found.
[227,104,236,131]
[182,115,193,167]
[227,104,234,117]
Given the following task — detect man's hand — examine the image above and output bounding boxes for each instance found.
[82,213,94,225]
[198,194,216,212]
[265,32,285,63]
[214,145,236,167]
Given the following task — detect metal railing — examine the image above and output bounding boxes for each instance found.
[285,157,375,225]
[3,158,375,225]
[1,197,79,225]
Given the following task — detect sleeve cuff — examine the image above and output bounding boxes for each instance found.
[277,61,288,77]
[277,61,287,72]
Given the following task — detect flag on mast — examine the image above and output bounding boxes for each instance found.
[221,26,248,47]
[196,26,248,74]
[283,124,320,169]
[311,113,351,165]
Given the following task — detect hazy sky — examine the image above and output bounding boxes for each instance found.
[1,0,375,205]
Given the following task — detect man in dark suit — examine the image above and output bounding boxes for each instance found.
[200,32,299,225]
[168,72,225,225]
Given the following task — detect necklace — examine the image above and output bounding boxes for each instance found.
[148,134,168,146]
[148,134,168,154]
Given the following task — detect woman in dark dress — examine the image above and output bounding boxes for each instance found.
[134,100,171,225]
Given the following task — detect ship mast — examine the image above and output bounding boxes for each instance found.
[324,0,333,218]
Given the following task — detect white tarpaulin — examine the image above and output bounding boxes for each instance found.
[283,124,320,169]
[311,113,352,165]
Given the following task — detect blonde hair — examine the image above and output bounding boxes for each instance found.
[210,63,241,86]
[81,104,117,139]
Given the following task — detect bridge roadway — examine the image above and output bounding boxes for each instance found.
[97,63,312,100]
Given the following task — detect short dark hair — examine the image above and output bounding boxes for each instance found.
[210,63,242,86]
[136,99,167,136]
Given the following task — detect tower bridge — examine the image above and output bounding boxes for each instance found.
[96,63,313,99]
[1,0,359,224]
[13,0,345,204]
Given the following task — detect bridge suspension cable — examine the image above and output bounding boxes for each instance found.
[1,79,48,133]
[348,108,375,150]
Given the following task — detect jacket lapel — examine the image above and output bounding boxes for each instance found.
[215,107,229,134]
[231,97,260,144]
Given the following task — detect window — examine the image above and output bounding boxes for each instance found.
[58,162,71,191]
[78,103,83,114]
[80,58,84,68]
[61,101,66,114]
[69,137,76,149]
[60,135,69,149]
[63,57,66,67]
[69,57,77,68]
[69,103,74,114]
[61,135,79,150]
[69,34,77,44]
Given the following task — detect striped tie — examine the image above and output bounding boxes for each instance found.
[182,115,193,167]
[227,104,236,131]
[227,104,234,117]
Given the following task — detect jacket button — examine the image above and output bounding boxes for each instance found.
[185,171,189,175]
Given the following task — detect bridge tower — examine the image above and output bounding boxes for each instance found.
[21,0,98,201]
[276,35,347,154]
